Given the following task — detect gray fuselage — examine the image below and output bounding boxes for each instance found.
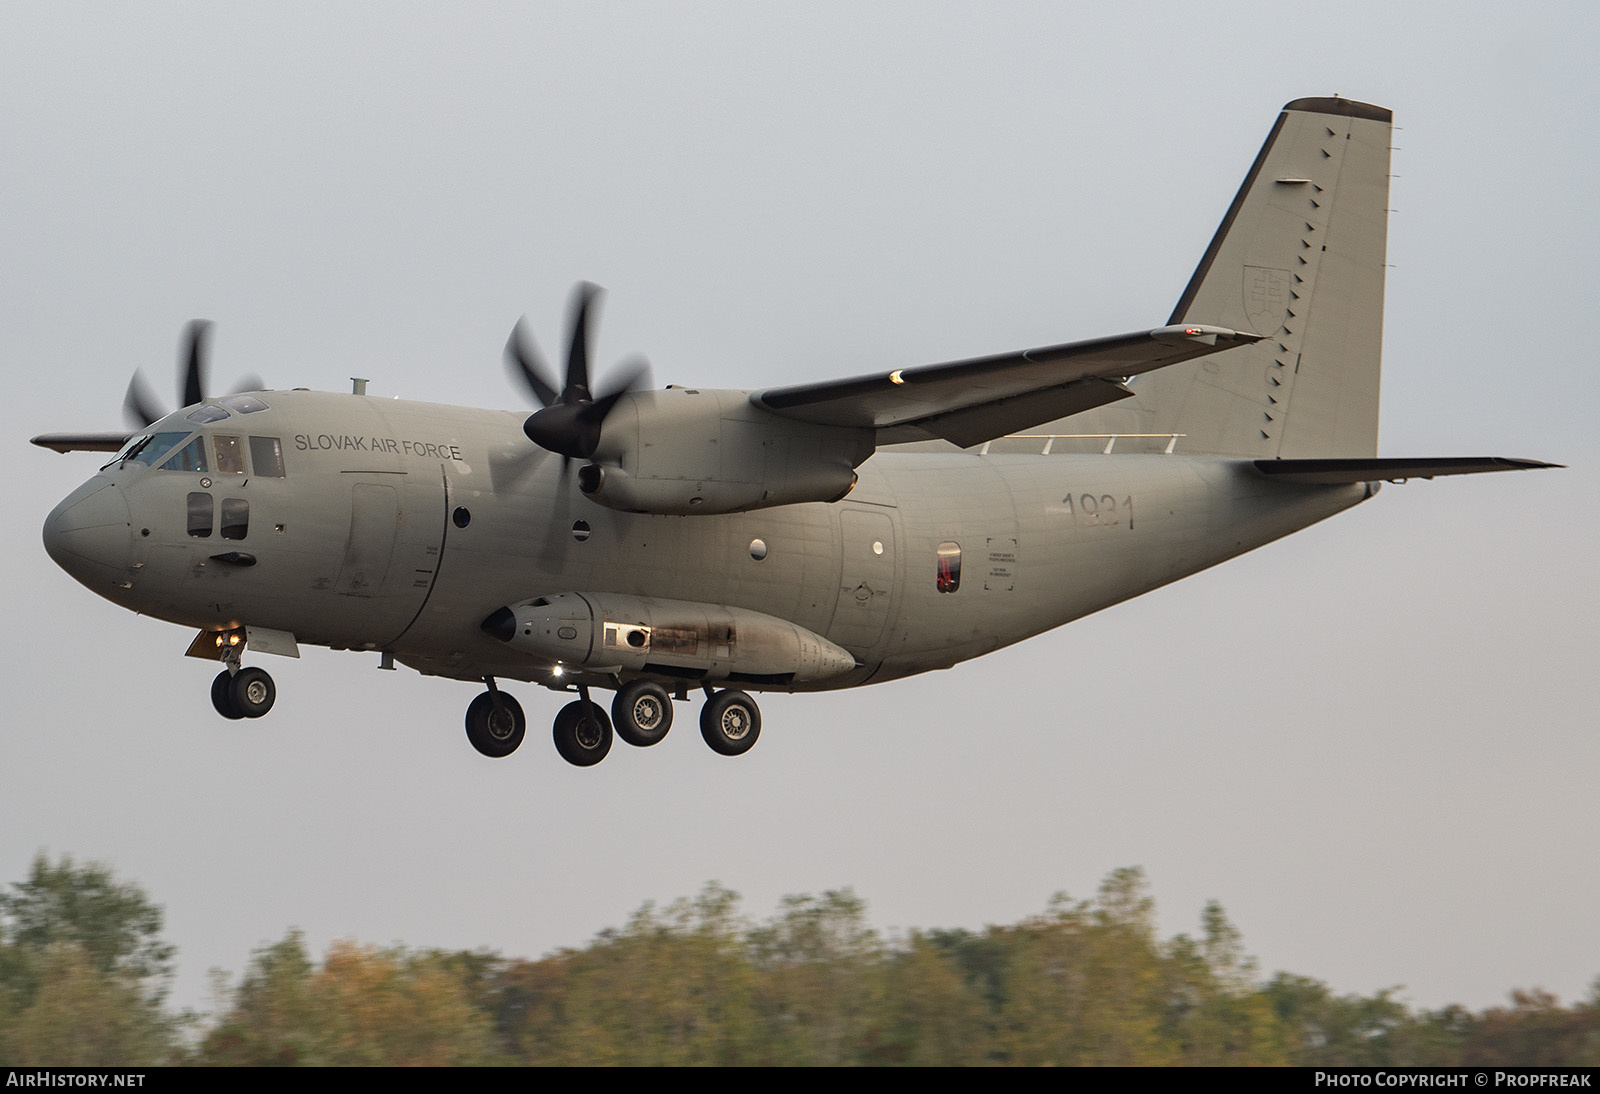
[44,388,1368,695]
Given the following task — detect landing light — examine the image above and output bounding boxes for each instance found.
[552,665,565,678]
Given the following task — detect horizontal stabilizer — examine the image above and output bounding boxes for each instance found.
[755,325,1261,447]
[31,432,133,454]
[1253,457,1562,484]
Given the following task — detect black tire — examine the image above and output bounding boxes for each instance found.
[700,689,760,756]
[553,701,612,767]
[465,691,526,758]
[612,680,673,747]
[211,670,243,720]
[227,666,276,719]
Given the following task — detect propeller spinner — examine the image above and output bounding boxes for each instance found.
[505,282,652,461]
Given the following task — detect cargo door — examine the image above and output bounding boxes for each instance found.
[335,477,446,646]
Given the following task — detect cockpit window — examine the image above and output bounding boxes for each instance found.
[126,432,190,468]
[214,434,245,473]
[249,436,285,477]
[221,394,269,414]
[187,404,230,424]
[103,434,148,470]
[158,436,209,473]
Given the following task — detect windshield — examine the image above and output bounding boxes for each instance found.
[124,432,192,468]
[102,434,149,470]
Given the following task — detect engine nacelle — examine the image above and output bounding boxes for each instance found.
[483,592,858,687]
[581,388,873,515]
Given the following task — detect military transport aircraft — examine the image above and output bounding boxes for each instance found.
[34,97,1555,767]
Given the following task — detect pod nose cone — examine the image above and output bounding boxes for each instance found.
[43,479,133,593]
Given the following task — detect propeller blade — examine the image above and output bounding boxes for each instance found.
[514,282,652,462]
[487,443,550,494]
[123,371,164,429]
[537,465,577,563]
[505,318,559,408]
[562,282,600,403]
[116,321,260,432]
[181,320,213,408]
[595,354,653,402]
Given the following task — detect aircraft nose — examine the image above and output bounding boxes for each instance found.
[43,478,133,593]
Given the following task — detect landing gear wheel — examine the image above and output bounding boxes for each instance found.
[465,690,526,758]
[700,689,761,756]
[612,680,673,747]
[210,671,243,720]
[553,701,613,767]
[227,666,276,719]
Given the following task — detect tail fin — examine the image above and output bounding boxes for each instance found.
[1089,98,1393,458]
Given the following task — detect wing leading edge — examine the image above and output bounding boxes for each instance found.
[752,324,1262,448]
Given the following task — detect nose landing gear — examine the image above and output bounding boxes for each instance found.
[209,666,276,719]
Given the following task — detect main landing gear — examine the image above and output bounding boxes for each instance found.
[464,687,526,758]
[700,687,760,756]
[552,696,612,766]
[612,680,672,747]
[461,681,763,765]
[210,666,276,720]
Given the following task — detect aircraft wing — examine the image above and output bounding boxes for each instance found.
[31,432,133,454]
[752,324,1262,447]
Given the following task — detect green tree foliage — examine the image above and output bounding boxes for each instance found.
[0,853,175,995]
[0,853,180,1065]
[496,883,764,1065]
[198,931,496,1065]
[1456,988,1600,1066]
[0,945,176,1066]
[5,852,1600,1066]
[746,888,882,1064]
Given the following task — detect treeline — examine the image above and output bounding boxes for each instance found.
[1,854,1596,1065]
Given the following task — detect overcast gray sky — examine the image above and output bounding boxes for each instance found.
[4,1,1595,1018]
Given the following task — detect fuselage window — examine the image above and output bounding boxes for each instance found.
[936,541,962,594]
[159,437,209,473]
[214,435,245,473]
[187,492,214,538]
[249,436,285,477]
[220,498,249,541]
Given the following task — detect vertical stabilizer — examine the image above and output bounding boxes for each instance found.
[1084,98,1393,458]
